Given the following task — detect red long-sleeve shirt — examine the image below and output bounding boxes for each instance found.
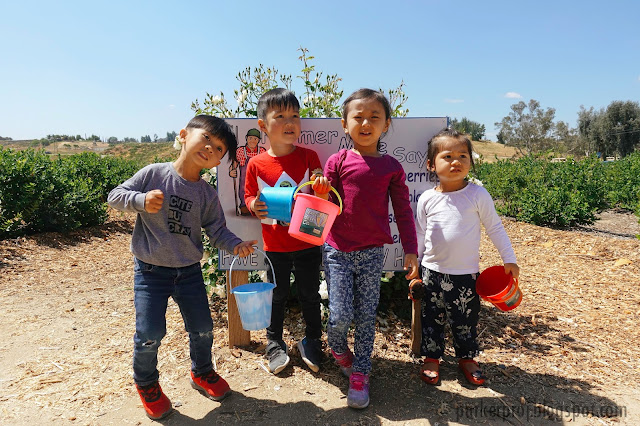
[244,147,323,252]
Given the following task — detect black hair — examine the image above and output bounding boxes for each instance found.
[185,114,237,163]
[257,88,300,120]
[426,128,475,182]
[341,88,392,151]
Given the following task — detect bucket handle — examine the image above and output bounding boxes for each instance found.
[229,248,276,288]
[293,181,343,214]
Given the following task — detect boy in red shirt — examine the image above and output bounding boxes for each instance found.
[244,88,330,374]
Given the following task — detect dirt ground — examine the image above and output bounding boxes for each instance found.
[0,209,639,425]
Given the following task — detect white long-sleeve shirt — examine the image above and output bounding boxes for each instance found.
[416,183,517,275]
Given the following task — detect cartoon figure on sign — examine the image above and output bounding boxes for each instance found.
[229,128,266,216]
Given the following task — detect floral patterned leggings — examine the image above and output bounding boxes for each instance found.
[420,267,481,359]
[323,244,385,375]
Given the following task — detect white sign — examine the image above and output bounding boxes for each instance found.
[218,117,448,271]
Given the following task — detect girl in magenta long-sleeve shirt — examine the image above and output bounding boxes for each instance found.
[322,88,419,409]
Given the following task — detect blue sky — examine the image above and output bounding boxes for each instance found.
[1,0,639,141]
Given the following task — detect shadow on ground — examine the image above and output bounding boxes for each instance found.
[145,355,625,425]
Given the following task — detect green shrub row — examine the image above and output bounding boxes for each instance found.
[0,148,141,238]
[601,153,640,213]
[473,153,640,227]
[3,147,637,319]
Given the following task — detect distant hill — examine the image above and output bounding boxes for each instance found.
[103,142,176,163]
[472,140,521,162]
[0,140,177,164]
[1,139,521,165]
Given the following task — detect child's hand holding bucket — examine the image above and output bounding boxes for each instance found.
[251,190,269,219]
[311,175,331,200]
[476,264,523,311]
[233,241,258,257]
[504,263,520,280]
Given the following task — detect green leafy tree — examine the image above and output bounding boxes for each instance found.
[451,117,486,141]
[495,99,559,153]
[192,46,408,119]
[578,101,640,158]
[107,136,118,143]
[166,131,177,142]
[602,101,640,157]
[553,120,578,155]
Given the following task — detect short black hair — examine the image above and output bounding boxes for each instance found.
[341,88,392,151]
[257,88,300,120]
[426,128,475,182]
[186,114,237,163]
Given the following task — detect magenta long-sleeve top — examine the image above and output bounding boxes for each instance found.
[324,149,418,254]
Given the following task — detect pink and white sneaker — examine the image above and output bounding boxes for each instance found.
[347,372,369,409]
[331,348,354,377]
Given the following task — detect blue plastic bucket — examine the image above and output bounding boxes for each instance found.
[259,186,295,222]
[229,249,277,331]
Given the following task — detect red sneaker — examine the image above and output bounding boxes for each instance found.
[135,382,172,420]
[190,369,231,401]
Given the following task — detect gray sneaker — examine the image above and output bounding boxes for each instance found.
[265,340,290,374]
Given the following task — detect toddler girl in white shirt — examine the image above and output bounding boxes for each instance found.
[416,129,520,386]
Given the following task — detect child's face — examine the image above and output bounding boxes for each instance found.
[180,128,227,169]
[341,97,390,154]
[258,106,300,147]
[246,135,260,149]
[429,138,471,190]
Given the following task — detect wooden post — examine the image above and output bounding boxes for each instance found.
[410,298,422,355]
[227,270,250,347]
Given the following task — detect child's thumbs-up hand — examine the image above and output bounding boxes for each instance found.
[144,189,164,213]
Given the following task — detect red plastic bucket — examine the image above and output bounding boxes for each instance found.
[476,265,522,311]
[288,181,343,245]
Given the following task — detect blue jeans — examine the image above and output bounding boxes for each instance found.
[133,257,214,386]
[322,244,384,375]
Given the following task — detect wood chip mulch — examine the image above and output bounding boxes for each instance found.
[0,209,638,424]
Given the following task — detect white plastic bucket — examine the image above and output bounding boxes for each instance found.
[229,249,276,331]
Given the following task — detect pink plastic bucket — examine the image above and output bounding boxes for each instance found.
[476,265,522,311]
[288,181,343,245]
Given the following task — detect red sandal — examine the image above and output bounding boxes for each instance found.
[420,357,440,385]
[458,359,486,385]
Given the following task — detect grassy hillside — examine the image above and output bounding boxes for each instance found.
[2,139,520,165]
[0,140,111,156]
[0,140,177,164]
[472,140,521,162]
[103,142,177,163]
